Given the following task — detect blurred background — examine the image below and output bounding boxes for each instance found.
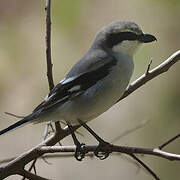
[0,0,179,179]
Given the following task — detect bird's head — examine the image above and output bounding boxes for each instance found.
[93,21,157,57]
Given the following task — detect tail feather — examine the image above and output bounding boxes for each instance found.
[0,114,33,136]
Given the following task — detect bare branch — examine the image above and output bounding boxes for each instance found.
[22,0,58,177]
[45,0,63,141]
[39,145,180,161]
[0,125,80,179]
[118,50,180,101]
[45,0,54,91]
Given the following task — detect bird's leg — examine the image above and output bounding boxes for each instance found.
[78,119,111,160]
[67,123,86,161]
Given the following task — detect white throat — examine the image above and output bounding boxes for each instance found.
[112,40,142,57]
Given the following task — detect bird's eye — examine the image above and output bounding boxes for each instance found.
[106,32,138,48]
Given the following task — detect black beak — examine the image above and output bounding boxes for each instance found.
[139,33,157,43]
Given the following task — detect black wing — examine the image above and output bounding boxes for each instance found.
[33,56,117,113]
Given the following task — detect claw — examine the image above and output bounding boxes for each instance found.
[94,151,110,160]
[74,143,86,161]
[94,141,111,160]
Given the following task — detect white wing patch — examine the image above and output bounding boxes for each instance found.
[59,78,65,83]
[60,77,76,84]
[68,85,81,92]
[44,95,49,101]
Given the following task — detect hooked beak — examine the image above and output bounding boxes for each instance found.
[139,33,157,43]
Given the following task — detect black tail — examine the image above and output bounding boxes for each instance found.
[0,115,32,136]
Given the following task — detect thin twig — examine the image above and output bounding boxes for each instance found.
[33,164,37,175]
[145,59,153,76]
[45,0,54,91]
[21,159,37,180]
[111,119,150,143]
[42,121,52,141]
[41,122,58,165]
[46,0,62,137]
[4,112,25,118]
[23,0,56,177]
[29,159,37,174]
[130,154,160,180]
[41,156,52,165]
[159,133,180,150]
[18,169,50,180]
[117,153,142,174]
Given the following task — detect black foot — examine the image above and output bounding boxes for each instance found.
[74,143,86,161]
[94,141,111,160]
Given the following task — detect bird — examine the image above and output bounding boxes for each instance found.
[0,21,156,160]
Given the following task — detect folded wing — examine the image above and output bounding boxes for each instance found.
[33,56,117,113]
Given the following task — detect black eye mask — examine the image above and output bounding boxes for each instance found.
[106,32,139,48]
[106,32,156,48]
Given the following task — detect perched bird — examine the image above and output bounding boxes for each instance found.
[0,21,156,160]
